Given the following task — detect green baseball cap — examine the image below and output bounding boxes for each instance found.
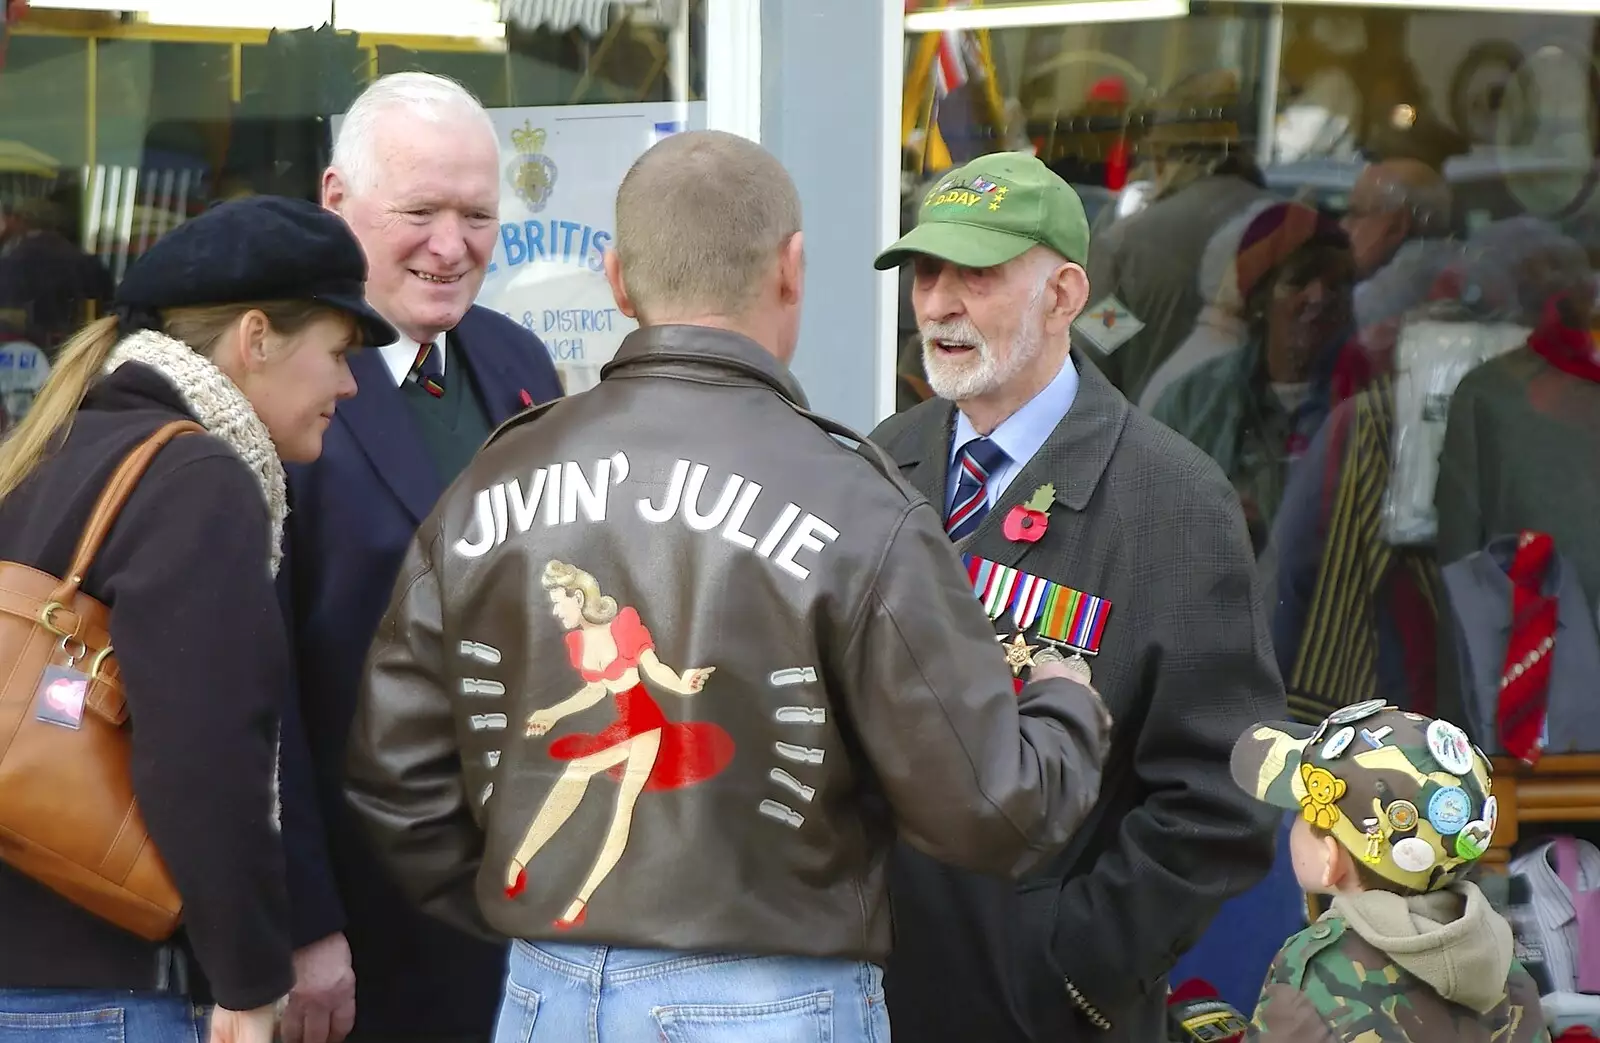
[874,152,1090,271]
[1230,702,1496,894]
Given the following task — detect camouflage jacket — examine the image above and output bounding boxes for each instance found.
[1246,915,1551,1043]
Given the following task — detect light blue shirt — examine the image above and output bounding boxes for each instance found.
[945,356,1080,515]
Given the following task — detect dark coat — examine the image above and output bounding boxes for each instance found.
[276,306,561,1037]
[0,364,294,1011]
[869,352,1287,1042]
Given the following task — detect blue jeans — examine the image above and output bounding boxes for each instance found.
[495,940,890,1043]
[0,990,206,1043]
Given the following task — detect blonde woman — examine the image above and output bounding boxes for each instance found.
[505,559,733,929]
[0,196,394,1043]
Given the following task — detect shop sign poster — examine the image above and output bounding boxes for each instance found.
[480,101,706,392]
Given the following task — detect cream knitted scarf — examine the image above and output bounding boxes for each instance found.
[103,329,288,577]
[103,328,288,828]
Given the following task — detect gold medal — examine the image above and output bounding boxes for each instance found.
[998,633,1039,675]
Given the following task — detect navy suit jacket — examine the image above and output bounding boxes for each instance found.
[277,306,562,1037]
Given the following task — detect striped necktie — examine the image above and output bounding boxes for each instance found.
[407,342,445,398]
[946,437,1008,542]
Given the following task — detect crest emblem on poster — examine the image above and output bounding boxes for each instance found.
[508,120,558,212]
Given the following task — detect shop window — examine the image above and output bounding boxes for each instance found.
[0,0,704,399]
[898,2,1600,996]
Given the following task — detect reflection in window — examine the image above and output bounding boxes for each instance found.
[0,0,703,330]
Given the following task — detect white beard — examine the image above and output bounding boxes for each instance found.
[920,313,1045,403]
[919,271,1051,403]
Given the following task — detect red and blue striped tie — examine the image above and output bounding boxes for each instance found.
[945,437,1008,542]
[407,341,445,398]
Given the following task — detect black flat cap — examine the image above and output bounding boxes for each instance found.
[115,195,398,347]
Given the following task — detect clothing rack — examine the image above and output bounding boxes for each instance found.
[1484,756,1600,870]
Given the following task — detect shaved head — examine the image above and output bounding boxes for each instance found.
[611,130,802,324]
[1343,158,1452,277]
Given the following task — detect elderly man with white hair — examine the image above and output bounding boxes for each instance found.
[273,72,562,1043]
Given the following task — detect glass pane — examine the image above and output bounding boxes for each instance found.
[0,0,705,398]
[897,1,1600,743]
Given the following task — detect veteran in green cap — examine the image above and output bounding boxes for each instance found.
[874,153,1092,272]
[868,151,1292,1043]
[1231,703,1550,1042]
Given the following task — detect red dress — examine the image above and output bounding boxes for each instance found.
[548,607,735,791]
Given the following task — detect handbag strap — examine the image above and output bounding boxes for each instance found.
[42,420,206,628]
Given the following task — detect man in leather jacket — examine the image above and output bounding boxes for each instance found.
[344,130,1111,1042]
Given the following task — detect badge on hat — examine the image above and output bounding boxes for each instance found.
[1360,726,1392,749]
[1427,786,1472,836]
[1456,820,1493,861]
[1328,699,1388,726]
[1386,799,1419,833]
[1319,726,1355,761]
[1299,763,1346,829]
[1392,836,1437,873]
[1427,719,1474,776]
[1456,794,1498,861]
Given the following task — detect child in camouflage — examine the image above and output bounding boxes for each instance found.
[1229,700,1552,1042]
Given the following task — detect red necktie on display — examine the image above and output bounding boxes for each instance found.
[1499,530,1558,765]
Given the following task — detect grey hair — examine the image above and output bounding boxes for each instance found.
[614,130,802,323]
[331,73,496,195]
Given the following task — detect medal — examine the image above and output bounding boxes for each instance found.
[998,632,1039,676]
[962,555,1112,687]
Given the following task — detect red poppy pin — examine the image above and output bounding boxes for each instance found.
[1002,483,1055,543]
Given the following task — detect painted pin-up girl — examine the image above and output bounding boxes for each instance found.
[505,560,736,929]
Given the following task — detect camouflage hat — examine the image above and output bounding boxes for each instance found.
[1231,702,1497,893]
[873,151,1090,270]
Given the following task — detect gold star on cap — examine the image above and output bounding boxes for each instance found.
[999,632,1039,675]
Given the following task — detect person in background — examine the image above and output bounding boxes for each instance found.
[1341,158,1459,379]
[1080,70,1273,406]
[870,151,1288,1043]
[1147,203,1353,553]
[1232,705,1550,1042]
[273,72,562,1043]
[343,129,1109,1043]
[0,196,395,1043]
[0,195,113,359]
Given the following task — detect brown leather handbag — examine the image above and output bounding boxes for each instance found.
[0,419,203,941]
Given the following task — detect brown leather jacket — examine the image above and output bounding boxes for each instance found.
[344,325,1109,961]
